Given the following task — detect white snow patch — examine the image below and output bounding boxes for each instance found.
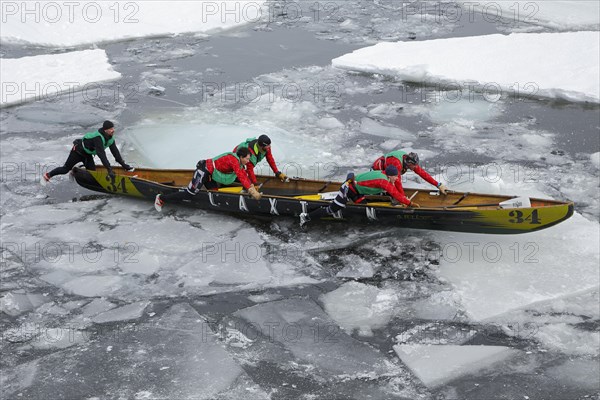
[1,1,266,46]
[0,49,121,107]
[333,32,600,103]
[462,1,600,30]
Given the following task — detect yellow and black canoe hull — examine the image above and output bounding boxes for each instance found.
[72,166,574,235]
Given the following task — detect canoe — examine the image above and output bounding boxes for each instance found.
[72,166,574,235]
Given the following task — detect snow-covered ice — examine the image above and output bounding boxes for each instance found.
[0,1,266,46]
[462,1,600,30]
[0,49,121,107]
[333,32,600,103]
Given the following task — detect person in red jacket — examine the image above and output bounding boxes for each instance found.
[372,150,448,203]
[300,165,418,227]
[233,135,287,184]
[154,147,261,212]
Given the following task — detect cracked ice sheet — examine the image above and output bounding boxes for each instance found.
[333,32,600,103]
[121,66,385,173]
[3,304,269,400]
[7,198,314,299]
[490,289,600,357]
[234,298,402,378]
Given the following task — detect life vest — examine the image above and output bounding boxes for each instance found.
[355,170,389,195]
[211,152,243,185]
[236,137,265,166]
[81,131,115,155]
[384,150,408,170]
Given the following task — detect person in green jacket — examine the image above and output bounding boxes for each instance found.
[233,135,287,184]
[300,165,418,227]
[154,147,261,212]
[41,121,133,185]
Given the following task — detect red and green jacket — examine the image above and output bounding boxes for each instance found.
[371,150,438,197]
[206,153,252,189]
[354,170,410,206]
[233,137,279,184]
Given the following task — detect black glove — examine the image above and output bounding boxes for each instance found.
[122,163,135,172]
[107,169,116,179]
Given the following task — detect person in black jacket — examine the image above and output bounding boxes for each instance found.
[41,121,133,185]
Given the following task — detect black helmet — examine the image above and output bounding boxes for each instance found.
[404,152,419,166]
[257,134,271,147]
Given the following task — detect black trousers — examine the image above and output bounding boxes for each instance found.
[162,160,217,203]
[308,182,366,219]
[48,144,95,177]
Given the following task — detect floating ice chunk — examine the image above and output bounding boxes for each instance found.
[236,298,400,377]
[25,328,87,350]
[368,103,402,119]
[394,344,518,388]
[118,251,161,275]
[2,205,85,226]
[316,117,344,129]
[591,152,600,169]
[411,291,462,321]
[14,106,107,127]
[61,276,123,297]
[0,292,48,316]
[360,118,414,140]
[9,303,267,399]
[427,96,502,125]
[380,139,402,151]
[546,358,600,391]
[247,293,284,303]
[335,254,375,279]
[82,298,118,317]
[535,323,600,356]
[321,282,399,336]
[39,270,75,286]
[435,213,600,321]
[0,50,121,107]
[92,301,150,324]
[0,360,38,398]
[333,32,600,103]
[123,123,313,169]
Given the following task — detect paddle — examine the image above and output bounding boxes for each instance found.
[217,178,272,194]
